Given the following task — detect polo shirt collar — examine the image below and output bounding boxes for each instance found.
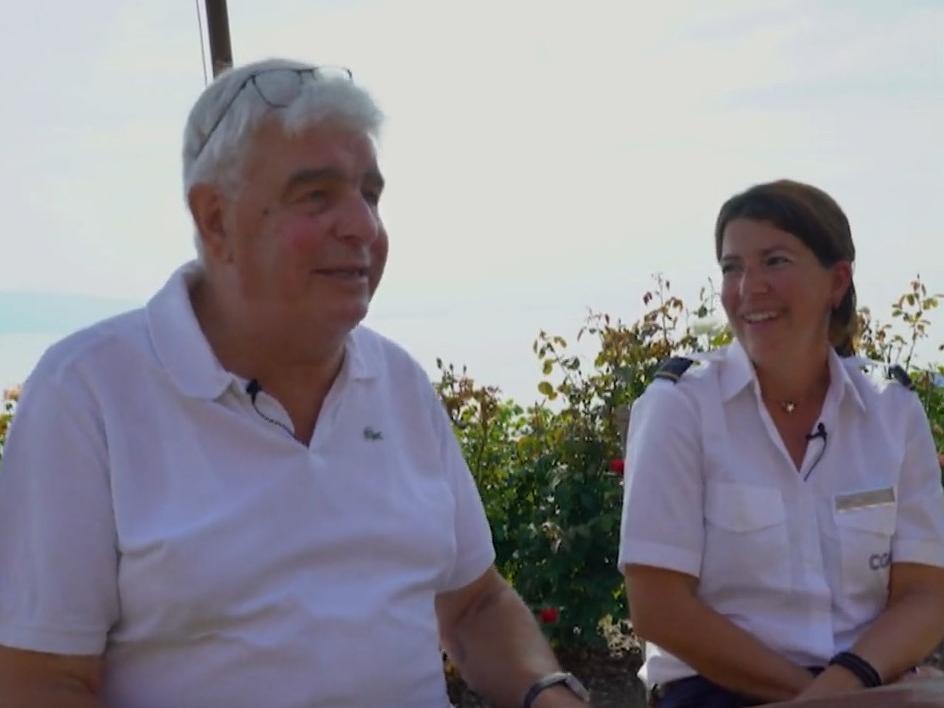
[344,326,378,382]
[146,262,235,400]
[147,262,378,400]
[718,339,866,412]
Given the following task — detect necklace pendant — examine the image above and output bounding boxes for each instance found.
[782,401,797,414]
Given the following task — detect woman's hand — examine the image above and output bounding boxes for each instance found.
[893,666,944,684]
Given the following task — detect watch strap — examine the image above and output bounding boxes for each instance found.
[522,671,587,708]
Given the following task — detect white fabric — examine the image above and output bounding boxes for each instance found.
[0,262,495,708]
[618,341,944,687]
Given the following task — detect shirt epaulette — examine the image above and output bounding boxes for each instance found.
[653,357,696,384]
[845,356,915,389]
[886,364,915,390]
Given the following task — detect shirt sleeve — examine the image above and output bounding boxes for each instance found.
[891,394,944,567]
[429,390,496,593]
[618,382,705,577]
[0,371,119,655]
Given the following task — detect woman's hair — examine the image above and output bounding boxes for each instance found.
[714,179,857,356]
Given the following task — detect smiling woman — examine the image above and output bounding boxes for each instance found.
[716,181,857,358]
[619,180,944,708]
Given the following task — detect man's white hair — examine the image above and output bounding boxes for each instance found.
[182,58,384,256]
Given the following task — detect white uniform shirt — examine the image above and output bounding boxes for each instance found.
[618,341,944,687]
[0,262,495,708]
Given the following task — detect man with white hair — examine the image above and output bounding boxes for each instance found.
[0,59,590,708]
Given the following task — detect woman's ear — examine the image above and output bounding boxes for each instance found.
[831,260,853,309]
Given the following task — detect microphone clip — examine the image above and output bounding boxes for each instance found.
[246,378,261,403]
[805,422,827,442]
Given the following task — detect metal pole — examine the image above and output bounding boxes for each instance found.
[205,0,233,77]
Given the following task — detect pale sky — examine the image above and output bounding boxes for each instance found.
[2,1,942,402]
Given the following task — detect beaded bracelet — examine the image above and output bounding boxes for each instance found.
[828,651,882,688]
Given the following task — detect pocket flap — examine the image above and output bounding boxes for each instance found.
[705,482,786,532]
[835,502,897,535]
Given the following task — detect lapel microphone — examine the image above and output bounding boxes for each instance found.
[246,378,261,403]
[244,378,293,437]
[803,422,828,481]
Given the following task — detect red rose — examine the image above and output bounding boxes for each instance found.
[609,458,625,476]
[539,607,559,624]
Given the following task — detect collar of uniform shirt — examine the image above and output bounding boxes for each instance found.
[714,339,866,413]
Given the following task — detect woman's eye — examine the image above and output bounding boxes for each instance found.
[767,255,789,267]
[721,263,739,275]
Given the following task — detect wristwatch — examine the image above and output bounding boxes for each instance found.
[522,671,590,707]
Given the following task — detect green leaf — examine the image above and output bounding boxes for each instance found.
[538,381,554,397]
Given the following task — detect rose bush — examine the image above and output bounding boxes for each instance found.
[0,386,19,463]
[435,276,944,656]
[0,279,941,658]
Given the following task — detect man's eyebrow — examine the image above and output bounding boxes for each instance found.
[281,168,342,198]
[281,167,385,198]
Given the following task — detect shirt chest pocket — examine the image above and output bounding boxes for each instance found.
[702,482,790,593]
[834,501,897,599]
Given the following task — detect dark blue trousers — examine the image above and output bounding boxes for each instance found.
[652,675,762,708]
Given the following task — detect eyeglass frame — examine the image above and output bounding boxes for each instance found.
[193,66,354,160]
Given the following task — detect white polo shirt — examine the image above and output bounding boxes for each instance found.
[0,262,495,708]
[618,341,944,687]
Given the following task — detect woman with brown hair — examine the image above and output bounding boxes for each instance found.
[618,180,944,707]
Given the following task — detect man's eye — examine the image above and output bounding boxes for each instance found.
[304,190,328,202]
[767,255,789,267]
[721,263,739,275]
[362,189,381,206]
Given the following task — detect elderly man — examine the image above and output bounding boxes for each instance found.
[0,59,589,708]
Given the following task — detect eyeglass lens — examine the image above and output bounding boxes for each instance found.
[252,67,353,107]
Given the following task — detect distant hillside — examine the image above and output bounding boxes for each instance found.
[0,293,139,335]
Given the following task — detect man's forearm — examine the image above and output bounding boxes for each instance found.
[0,685,102,708]
[441,580,580,708]
[0,647,104,708]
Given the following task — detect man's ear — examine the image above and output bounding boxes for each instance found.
[188,184,232,263]
[831,260,853,308]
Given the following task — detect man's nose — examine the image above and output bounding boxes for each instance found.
[336,192,381,245]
